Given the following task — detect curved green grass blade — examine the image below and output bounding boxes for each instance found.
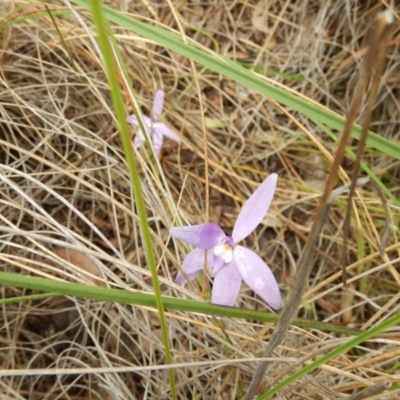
[0,292,57,305]
[88,1,176,397]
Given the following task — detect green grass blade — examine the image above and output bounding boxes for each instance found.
[0,292,58,305]
[0,271,359,337]
[88,1,176,397]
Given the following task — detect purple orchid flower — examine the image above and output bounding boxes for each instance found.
[126,90,180,155]
[170,173,281,309]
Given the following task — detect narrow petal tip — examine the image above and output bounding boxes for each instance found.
[152,89,165,118]
[232,173,278,243]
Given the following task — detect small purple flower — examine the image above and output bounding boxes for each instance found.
[126,90,180,156]
[170,173,281,309]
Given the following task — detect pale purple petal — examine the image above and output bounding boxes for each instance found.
[155,123,180,143]
[152,89,164,119]
[175,248,213,283]
[153,129,164,155]
[127,114,152,127]
[211,263,242,306]
[210,256,225,277]
[232,173,278,243]
[170,224,226,249]
[126,114,139,125]
[233,246,281,309]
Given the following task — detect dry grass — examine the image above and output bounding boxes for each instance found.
[0,0,400,399]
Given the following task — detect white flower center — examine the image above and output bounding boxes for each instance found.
[213,244,233,263]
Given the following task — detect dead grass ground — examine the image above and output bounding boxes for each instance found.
[0,0,400,399]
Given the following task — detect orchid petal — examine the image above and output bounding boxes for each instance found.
[155,123,180,143]
[152,89,164,119]
[126,115,139,125]
[127,114,152,127]
[232,173,278,243]
[234,246,281,309]
[210,256,225,277]
[175,248,212,283]
[170,223,226,249]
[211,263,242,306]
